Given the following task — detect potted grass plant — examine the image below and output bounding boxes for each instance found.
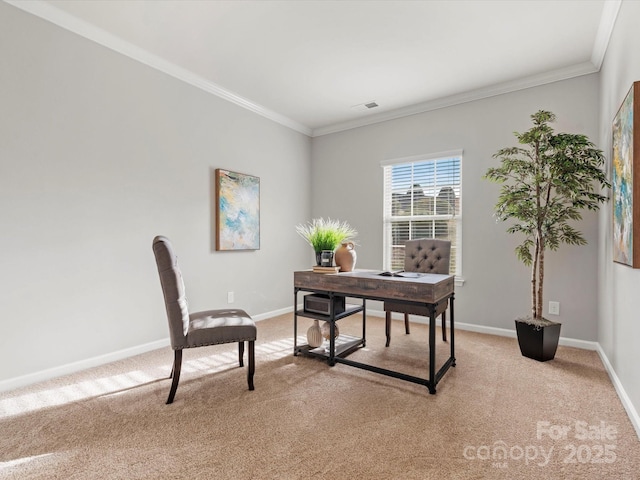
[296,217,357,266]
[483,110,609,361]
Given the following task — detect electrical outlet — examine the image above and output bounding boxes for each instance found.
[549,301,560,315]
[227,291,234,304]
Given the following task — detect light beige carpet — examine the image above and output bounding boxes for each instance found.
[1,313,638,479]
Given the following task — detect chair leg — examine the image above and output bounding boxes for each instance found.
[404,313,411,334]
[166,350,182,405]
[442,312,447,342]
[238,341,245,367]
[247,341,255,391]
[385,311,392,347]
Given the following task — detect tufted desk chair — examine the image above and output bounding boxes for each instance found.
[384,238,451,347]
[152,236,256,404]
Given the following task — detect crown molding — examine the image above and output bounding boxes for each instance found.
[312,61,599,137]
[5,0,312,137]
[591,0,622,69]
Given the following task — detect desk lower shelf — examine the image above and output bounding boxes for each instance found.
[294,334,364,360]
[294,303,363,322]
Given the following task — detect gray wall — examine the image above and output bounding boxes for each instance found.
[0,3,312,383]
[311,75,601,341]
[598,0,640,429]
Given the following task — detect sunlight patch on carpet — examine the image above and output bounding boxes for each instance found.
[0,453,55,471]
[0,370,158,418]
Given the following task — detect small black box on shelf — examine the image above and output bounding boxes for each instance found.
[303,294,346,315]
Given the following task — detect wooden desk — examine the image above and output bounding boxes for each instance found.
[293,270,455,394]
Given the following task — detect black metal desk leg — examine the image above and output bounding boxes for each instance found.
[450,294,456,367]
[428,303,436,394]
[328,293,336,366]
[362,298,367,347]
[293,289,299,355]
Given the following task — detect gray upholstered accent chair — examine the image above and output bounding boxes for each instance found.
[384,238,451,347]
[152,235,256,404]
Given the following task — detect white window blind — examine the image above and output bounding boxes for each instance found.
[382,151,462,276]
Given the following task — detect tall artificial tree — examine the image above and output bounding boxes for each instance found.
[484,110,610,323]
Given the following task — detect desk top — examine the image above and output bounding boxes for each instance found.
[294,269,454,304]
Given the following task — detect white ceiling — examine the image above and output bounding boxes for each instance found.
[9,0,621,136]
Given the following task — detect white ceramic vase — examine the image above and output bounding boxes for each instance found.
[306,319,324,348]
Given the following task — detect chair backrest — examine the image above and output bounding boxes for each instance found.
[152,236,189,349]
[404,238,451,274]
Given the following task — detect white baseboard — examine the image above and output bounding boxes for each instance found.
[253,305,293,322]
[595,345,640,439]
[0,338,170,393]
[369,309,599,350]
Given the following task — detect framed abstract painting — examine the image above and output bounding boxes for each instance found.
[612,81,640,267]
[215,169,260,251]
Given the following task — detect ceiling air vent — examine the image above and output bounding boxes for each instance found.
[350,101,380,112]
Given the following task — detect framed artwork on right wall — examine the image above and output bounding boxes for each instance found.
[612,81,640,268]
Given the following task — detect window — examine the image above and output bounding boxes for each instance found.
[382,150,462,276]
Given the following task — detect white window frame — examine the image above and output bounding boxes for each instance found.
[381,150,463,283]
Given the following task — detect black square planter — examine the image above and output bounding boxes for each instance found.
[515,320,561,362]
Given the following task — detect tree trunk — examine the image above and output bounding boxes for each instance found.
[531,238,539,319]
[536,236,545,321]
[532,140,542,320]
